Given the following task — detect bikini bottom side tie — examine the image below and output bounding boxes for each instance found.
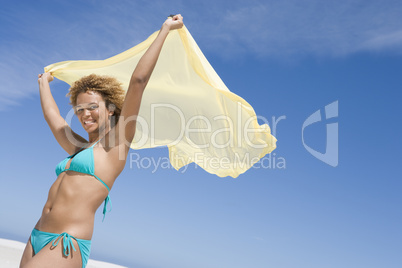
[52,232,76,256]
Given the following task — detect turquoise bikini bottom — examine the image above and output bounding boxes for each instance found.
[30,228,91,268]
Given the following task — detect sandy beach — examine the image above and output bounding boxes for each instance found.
[0,238,127,268]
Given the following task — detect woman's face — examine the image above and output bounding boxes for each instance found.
[75,91,113,134]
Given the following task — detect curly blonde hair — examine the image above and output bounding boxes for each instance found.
[67,74,126,125]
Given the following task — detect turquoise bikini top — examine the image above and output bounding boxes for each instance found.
[55,139,112,221]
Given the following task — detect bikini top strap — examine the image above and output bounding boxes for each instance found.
[90,139,102,148]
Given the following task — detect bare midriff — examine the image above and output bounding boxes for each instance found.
[34,170,109,240]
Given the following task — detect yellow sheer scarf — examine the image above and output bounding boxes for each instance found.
[45,25,277,178]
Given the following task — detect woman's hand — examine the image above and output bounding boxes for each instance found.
[38,72,54,84]
[163,14,184,31]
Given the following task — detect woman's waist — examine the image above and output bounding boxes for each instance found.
[37,203,96,239]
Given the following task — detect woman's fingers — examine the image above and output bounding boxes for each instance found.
[165,14,183,30]
[46,73,54,82]
[38,72,54,83]
[172,14,183,22]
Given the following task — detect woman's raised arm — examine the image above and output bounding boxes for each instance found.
[38,73,87,154]
[118,14,184,146]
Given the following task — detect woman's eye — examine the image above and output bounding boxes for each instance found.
[89,105,98,110]
[75,108,83,113]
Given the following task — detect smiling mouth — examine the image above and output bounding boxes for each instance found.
[84,120,96,125]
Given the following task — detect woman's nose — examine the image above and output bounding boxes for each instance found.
[83,108,91,116]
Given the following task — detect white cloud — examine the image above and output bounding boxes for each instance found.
[359,30,402,51]
[194,0,402,59]
[250,236,265,241]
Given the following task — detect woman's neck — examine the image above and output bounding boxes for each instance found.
[88,124,111,143]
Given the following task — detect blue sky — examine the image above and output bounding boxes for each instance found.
[1,0,401,267]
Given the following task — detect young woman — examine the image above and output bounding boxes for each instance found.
[19,14,184,268]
